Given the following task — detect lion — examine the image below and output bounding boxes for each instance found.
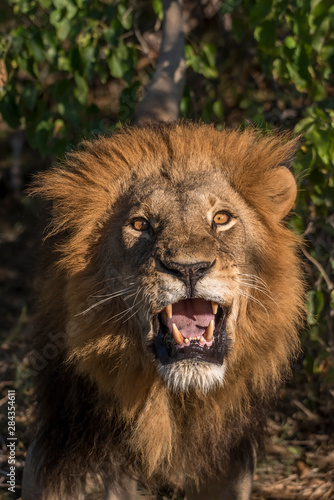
[22,122,304,499]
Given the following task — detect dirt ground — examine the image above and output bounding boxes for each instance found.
[0,132,333,500]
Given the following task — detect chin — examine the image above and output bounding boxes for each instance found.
[158,359,227,393]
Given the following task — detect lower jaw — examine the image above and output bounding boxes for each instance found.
[153,316,228,366]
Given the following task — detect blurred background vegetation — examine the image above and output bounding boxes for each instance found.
[0,0,333,498]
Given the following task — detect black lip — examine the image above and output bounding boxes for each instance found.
[153,304,229,366]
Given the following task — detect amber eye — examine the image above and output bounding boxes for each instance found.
[213,212,232,226]
[131,218,150,231]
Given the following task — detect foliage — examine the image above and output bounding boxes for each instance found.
[227,0,334,385]
[0,0,333,385]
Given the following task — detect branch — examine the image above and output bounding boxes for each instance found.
[134,0,185,125]
[302,247,334,291]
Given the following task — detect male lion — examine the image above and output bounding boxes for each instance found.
[22,2,304,499]
[23,122,304,500]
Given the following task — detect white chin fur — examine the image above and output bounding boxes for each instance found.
[158,360,226,393]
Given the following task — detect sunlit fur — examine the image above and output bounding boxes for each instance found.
[159,360,227,393]
[30,123,305,496]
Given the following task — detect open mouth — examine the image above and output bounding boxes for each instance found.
[154,298,229,365]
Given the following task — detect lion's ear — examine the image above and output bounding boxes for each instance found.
[263,167,297,220]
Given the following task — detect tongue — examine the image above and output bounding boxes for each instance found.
[166,298,214,338]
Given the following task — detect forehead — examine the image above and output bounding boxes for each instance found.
[124,170,239,214]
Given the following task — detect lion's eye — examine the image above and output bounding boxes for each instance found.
[132,218,150,231]
[213,212,232,226]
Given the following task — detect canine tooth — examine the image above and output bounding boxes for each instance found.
[211,301,218,315]
[172,323,183,345]
[204,320,214,342]
[184,338,190,344]
[165,304,172,319]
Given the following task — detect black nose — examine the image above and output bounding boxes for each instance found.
[159,259,215,293]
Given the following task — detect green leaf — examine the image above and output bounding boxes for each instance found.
[117,3,132,29]
[27,114,54,153]
[311,15,330,52]
[49,9,62,27]
[284,36,296,49]
[0,91,21,128]
[199,64,218,79]
[185,44,197,68]
[79,45,96,78]
[20,84,38,110]
[213,100,223,118]
[74,73,88,104]
[309,128,332,165]
[254,21,277,52]
[57,18,72,41]
[315,291,325,316]
[66,1,78,20]
[292,12,312,44]
[39,0,52,7]
[58,55,72,72]
[221,0,241,15]
[250,0,273,28]
[202,43,216,68]
[27,35,45,63]
[107,52,124,79]
[288,446,300,456]
[104,27,117,46]
[286,62,308,91]
[153,0,163,21]
[294,45,312,84]
[306,290,317,325]
[53,0,68,9]
[330,290,334,311]
[272,58,287,79]
[294,116,316,133]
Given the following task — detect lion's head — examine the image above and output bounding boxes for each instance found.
[32,123,304,484]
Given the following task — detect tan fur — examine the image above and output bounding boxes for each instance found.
[29,122,304,495]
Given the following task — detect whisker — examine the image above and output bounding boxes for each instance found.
[103,287,144,324]
[89,280,138,298]
[237,280,268,292]
[237,273,271,291]
[238,290,269,317]
[92,285,138,298]
[122,299,145,324]
[78,287,135,315]
[90,274,136,290]
[236,276,280,309]
[106,300,142,324]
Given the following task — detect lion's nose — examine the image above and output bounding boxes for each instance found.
[159,259,215,291]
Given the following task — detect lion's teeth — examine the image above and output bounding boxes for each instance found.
[172,323,183,345]
[200,337,205,343]
[184,338,190,344]
[204,320,214,341]
[211,301,218,315]
[165,304,172,318]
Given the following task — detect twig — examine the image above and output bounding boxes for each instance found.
[302,247,333,291]
[292,400,320,421]
[134,7,155,64]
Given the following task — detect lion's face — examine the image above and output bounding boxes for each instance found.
[104,172,265,392]
[35,124,303,400]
